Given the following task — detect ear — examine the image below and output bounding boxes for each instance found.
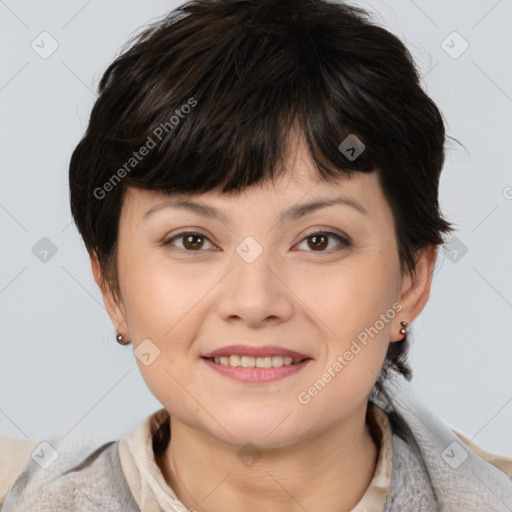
[391,244,439,342]
[90,252,129,337]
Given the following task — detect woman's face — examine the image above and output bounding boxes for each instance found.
[95,135,433,449]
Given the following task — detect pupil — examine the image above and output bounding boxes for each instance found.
[185,235,203,250]
[183,234,329,251]
[309,234,327,251]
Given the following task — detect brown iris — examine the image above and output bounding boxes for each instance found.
[182,234,205,250]
[307,234,329,251]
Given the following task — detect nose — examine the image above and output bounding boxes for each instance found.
[216,243,294,327]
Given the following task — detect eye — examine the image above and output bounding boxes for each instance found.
[162,230,351,253]
[295,231,351,253]
[163,231,216,252]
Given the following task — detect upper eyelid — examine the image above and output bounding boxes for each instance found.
[164,230,215,246]
[164,228,350,248]
[165,227,348,240]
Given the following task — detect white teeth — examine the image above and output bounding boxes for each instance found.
[241,355,255,367]
[271,356,283,367]
[212,355,302,367]
[229,355,241,366]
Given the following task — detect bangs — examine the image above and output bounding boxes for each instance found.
[85,0,403,199]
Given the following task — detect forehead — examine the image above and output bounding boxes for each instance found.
[121,171,387,232]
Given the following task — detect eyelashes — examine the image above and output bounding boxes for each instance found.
[162,230,351,254]
[163,231,216,252]
[296,230,351,252]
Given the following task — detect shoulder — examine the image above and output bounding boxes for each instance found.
[451,429,512,479]
[1,435,140,511]
[385,409,512,511]
[0,435,39,505]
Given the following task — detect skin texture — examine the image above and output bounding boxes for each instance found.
[92,132,437,512]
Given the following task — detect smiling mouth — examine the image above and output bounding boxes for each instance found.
[203,355,310,368]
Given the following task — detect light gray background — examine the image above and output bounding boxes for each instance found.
[1,0,511,456]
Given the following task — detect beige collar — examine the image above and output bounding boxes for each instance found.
[117,401,393,512]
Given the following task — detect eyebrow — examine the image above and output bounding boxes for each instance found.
[142,196,368,225]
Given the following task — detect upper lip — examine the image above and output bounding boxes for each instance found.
[202,345,311,360]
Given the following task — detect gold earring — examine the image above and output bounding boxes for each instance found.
[399,321,409,336]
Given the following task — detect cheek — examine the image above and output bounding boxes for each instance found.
[303,251,399,385]
[120,249,207,337]
[120,259,212,405]
[304,249,399,335]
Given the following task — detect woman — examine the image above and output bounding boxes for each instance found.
[2,0,512,510]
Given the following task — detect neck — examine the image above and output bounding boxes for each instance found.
[156,400,379,512]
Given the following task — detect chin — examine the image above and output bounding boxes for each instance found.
[208,410,307,449]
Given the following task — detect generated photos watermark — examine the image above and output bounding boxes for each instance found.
[93,97,197,200]
[297,301,403,405]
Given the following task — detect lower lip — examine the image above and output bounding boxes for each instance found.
[202,358,312,383]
